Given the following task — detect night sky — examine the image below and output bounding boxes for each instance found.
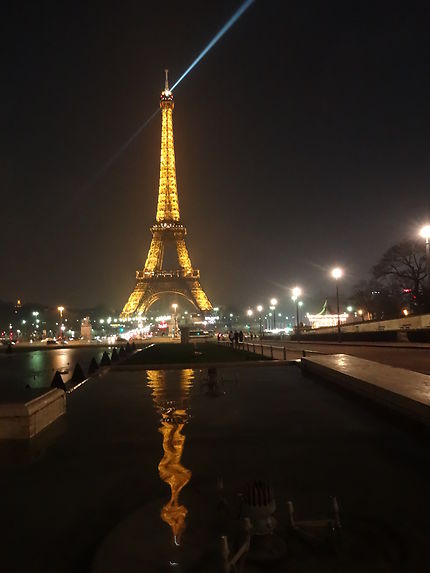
[2,0,430,313]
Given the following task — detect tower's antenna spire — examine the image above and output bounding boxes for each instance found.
[164,69,169,91]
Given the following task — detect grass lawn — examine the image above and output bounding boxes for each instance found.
[123,342,269,365]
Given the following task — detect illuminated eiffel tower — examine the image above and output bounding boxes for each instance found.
[121,71,212,317]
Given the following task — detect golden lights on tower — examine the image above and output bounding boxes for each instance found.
[120,71,213,316]
[156,69,180,223]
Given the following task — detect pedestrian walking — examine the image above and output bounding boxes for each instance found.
[229,330,234,345]
[239,330,244,343]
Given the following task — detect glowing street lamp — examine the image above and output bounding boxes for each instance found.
[256,305,263,336]
[270,298,277,330]
[291,287,302,339]
[331,268,343,341]
[57,306,65,340]
[172,303,178,337]
[246,309,253,332]
[419,224,430,309]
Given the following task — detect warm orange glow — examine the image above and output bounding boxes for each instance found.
[120,74,212,317]
[156,88,180,222]
[147,369,193,545]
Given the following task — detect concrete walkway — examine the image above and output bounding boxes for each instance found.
[302,354,430,426]
[265,340,430,374]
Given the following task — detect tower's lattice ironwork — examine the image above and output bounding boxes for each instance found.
[121,71,212,317]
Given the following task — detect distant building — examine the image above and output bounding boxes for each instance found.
[81,317,92,340]
[307,300,348,329]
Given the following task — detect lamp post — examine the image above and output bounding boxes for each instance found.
[270,298,277,330]
[291,287,302,339]
[172,303,178,337]
[331,268,343,342]
[246,309,253,333]
[419,225,430,310]
[256,305,263,336]
[57,306,64,340]
[32,311,39,341]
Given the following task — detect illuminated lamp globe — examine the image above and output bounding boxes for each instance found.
[247,309,253,317]
[331,267,343,280]
[419,225,430,241]
[270,298,278,306]
[292,286,302,298]
[256,305,263,312]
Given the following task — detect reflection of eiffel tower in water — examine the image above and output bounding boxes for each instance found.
[121,71,212,317]
[147,369,193,546]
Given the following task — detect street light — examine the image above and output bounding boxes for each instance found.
[256,305,263,336]
[171,303,178,337]
[270,298,277,330]
[246,309,253,332]
[419,224,430,309]
[57,306,65,340]
[331,268,343,342]
[291,287,302,339]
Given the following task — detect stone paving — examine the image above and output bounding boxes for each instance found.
[279,341,430,374]
[302,353,430,426]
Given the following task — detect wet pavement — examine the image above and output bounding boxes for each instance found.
[0,365,429,572]
[274,341,430,375]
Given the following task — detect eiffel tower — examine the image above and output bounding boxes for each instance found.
[121,71,213,317]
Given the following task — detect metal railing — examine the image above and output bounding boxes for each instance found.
[219,340,288,360]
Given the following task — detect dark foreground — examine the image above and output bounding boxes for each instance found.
[1,365,429,572]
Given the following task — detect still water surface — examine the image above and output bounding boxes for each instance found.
[0,347,110,391]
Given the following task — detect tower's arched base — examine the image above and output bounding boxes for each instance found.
[121,272,212,317]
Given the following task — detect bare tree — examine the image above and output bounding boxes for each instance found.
[350,278,403,320]
[372,240,427,306]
